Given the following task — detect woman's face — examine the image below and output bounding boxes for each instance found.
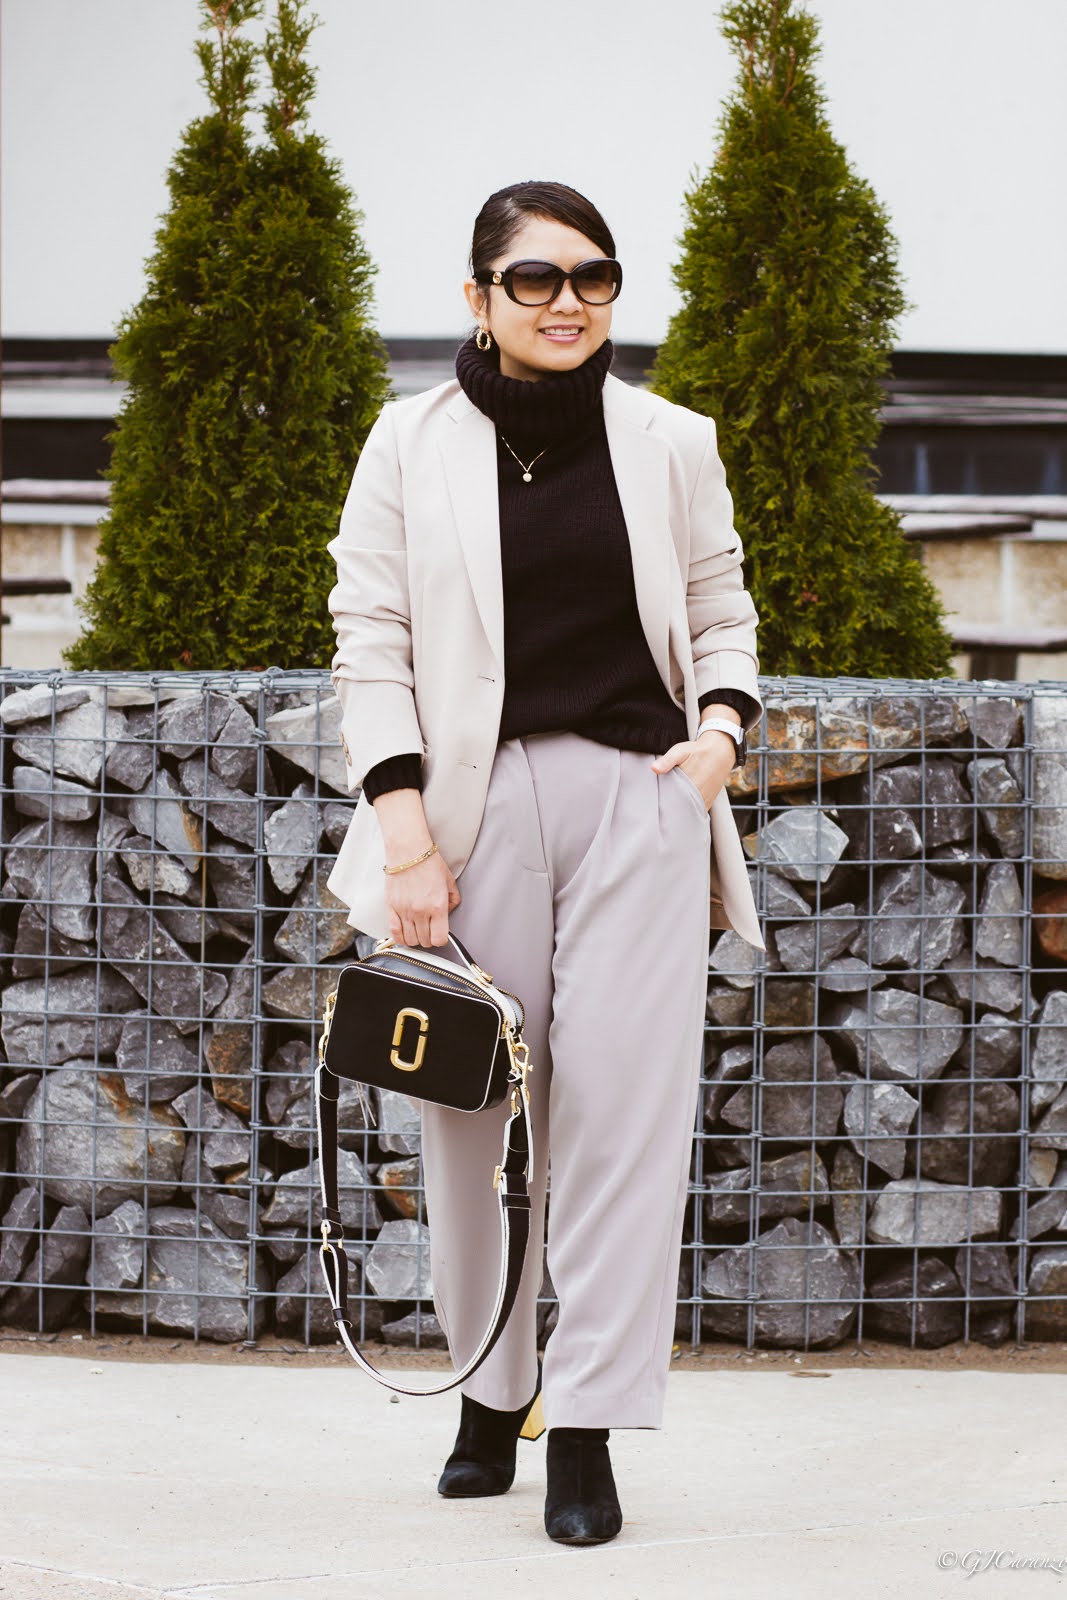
[463,214,615,382]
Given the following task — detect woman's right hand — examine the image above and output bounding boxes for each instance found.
[373,788,461,948]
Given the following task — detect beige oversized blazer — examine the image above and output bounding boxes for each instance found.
[324,368,767,950]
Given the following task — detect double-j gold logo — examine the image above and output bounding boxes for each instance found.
[390,1007,429,1072]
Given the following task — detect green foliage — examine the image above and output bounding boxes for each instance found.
[649,0,955,678]
[65,0,391,671]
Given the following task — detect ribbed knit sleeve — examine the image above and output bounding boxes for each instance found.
[360,751,424,802]
[697,687,762,730]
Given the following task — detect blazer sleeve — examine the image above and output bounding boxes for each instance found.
[325,402,426,792]
[685,415,762,730]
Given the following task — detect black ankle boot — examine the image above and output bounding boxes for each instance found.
[437,1363,544,1498]
[544,1426,623,1544]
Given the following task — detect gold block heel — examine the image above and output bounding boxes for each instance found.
[519,1391,546,1441]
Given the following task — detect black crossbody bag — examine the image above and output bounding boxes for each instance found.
[315,932,535,1396]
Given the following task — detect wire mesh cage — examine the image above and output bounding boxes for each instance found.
[1,668,1066,1352]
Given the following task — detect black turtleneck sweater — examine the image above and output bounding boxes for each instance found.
[360,334,759,801]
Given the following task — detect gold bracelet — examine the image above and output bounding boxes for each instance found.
[383,842,439,875]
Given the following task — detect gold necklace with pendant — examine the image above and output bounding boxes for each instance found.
[499,434,549,483]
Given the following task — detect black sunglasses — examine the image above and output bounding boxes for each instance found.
[474,257,623,306]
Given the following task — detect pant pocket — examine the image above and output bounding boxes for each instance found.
[673,762,710,817]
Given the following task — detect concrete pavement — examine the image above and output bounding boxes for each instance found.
[2,1354,1065,1599]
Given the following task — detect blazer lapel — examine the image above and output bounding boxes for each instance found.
[601,374,674,699]
[439,392,505,673]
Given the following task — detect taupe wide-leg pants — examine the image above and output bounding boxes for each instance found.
[410,730,712,1430]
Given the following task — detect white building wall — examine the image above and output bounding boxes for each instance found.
[2,0,1065,351]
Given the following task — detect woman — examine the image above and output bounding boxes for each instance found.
[325,180,764,1547]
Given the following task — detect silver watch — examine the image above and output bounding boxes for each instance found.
[696,716,746,768]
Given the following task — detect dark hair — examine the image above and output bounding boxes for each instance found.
[468,180,617,305]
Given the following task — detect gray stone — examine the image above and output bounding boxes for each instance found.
[703,1043,754,1124]
[866,1256,964,1347]
[755,872,812,920]
[743,807,849,885]
[12,695,128,785]
[152,892,227,948]
[265,696,347,793]
[115,1011,200,1103]
[1,1203,90,1330]
[12,764,99,821]
[323,801,357,850]
[264,1039,372,1151]
[0,681,91,728]
[266,781,321,894]
[103,728,155,792]
[720,1035,843,1140]
[855,863,965,970]
[0,1072,40,1121]
[818,957,887,993]
[127,767,202,872]
[206,843,257,935]
[88,1199,146,1292]
[831,989,963,1081]
[1009,1183,1067,1241]
[100,870,227,1028]
[273,1257,340,1342]
[1032,1086,1067,1152]
[381,1308,447,1347]
[1025,1245,1067,1338]
[701,1216,859,1347]
[364,1218,433,1301]
[1,967,141,1065]
[928,840,994,877]
[262,964,336,1024]
[16,1066,185,1211]
[843,1080,918,1178]
[703,1149,828,1227]
[273,865,356,964]
[4,817,98,942]
[965,1012,1024,1078]
[1032,697,1067,880]
[210,700,258,790]
[965,757,1025,858]
[867,1177,1002,1246]
[974,862,1024,967]
[1031,991,1067,1113]
[172,1086,250,1174]
[708,929,768,988]
[203,952,256,1116]
[775,904,861,974]
[374,1086,422,1155]
[830,1145,865,1247]
[98,1205,268,1341]
[953,1243,1016,1306]
[706,985,754,1029]
[118,832,198,898]
[969,695,1024,751]
[262,1149,382,1236]
[916,1076,1020,1186]
[156,691,234,759]
[940,943,1026,1016]
[10,901,96,977]
[0,1186,44,1291]
[177,758,258,847]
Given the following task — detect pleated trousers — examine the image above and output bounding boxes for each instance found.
[409,729,712,1430]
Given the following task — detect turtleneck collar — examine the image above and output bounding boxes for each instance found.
[454,332,614,444]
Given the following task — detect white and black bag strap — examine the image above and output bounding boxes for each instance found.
[314,1026,534,1396]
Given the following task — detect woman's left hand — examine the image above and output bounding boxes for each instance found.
[651,730,737,810]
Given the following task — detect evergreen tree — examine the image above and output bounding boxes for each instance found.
[650,0,954,679]
[65,0,391,671]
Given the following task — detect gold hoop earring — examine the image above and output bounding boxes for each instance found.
[475,327,493,352]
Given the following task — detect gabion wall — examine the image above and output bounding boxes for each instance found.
[1,668,1066,1352]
